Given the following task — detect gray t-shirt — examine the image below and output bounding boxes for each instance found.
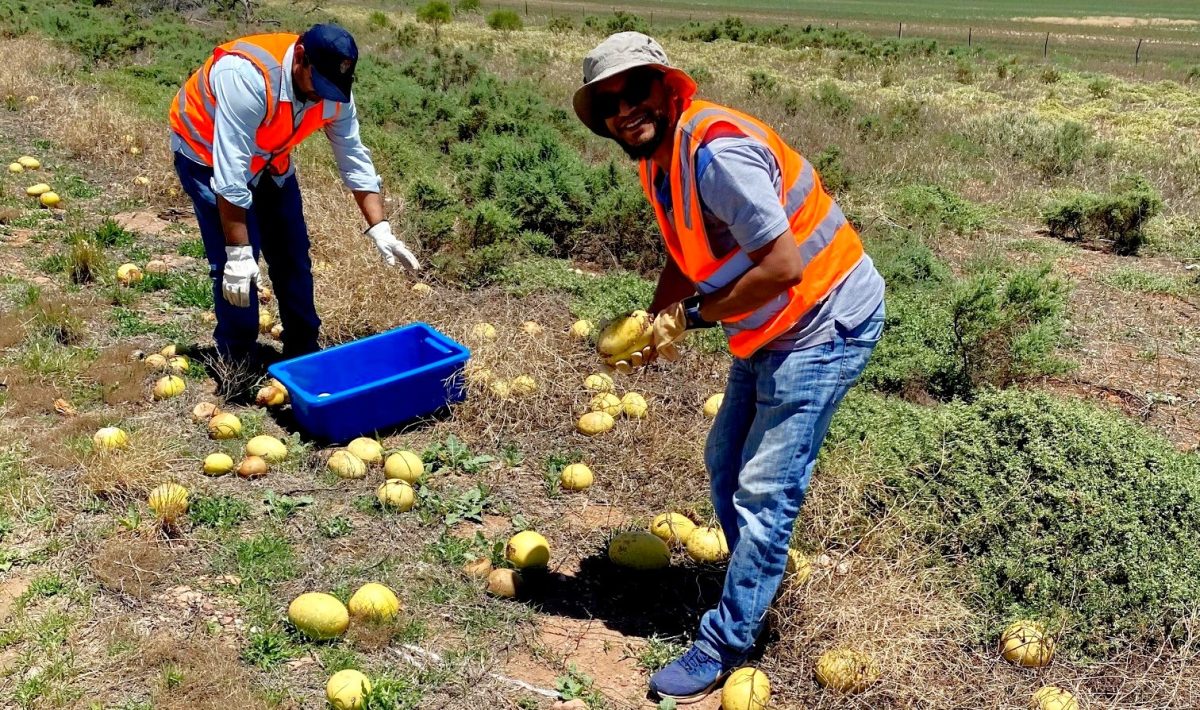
[656,136,885,351]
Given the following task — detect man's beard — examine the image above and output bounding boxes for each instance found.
[615,112,670,160]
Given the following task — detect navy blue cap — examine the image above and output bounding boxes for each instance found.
[299,24,358,103]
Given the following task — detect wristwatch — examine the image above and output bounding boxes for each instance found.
[682,295,718,330]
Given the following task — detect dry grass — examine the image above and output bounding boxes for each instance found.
[139,633,267,709]
[84,344,149,405]
[91,534,176,598]
[78,419,188,499]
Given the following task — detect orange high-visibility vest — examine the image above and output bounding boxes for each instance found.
[169,33,342,178]
[639,100,865,358]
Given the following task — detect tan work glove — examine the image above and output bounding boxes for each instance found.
[652,301,688,363]
[608,304,688,374]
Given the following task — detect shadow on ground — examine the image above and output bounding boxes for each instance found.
[520,554,732,641]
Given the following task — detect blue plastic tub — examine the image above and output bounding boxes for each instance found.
[267,322,470,443]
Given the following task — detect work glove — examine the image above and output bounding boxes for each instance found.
[365,220,420,271]
[222,245,259,308]
[608,305,688,374]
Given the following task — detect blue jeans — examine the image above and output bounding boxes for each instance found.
[173,152,320,361]
[696,301,884,663]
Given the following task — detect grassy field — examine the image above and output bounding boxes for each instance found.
[1,0,1199,709]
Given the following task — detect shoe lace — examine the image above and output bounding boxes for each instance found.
[680,647,712,675]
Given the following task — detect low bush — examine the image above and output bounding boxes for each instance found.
[486,10,522,32]
[829,388,1200,658]
[1042,175,1163,255]
[811,145,852,196]
[893,184,989,235]
[813,80,854,118]
[455,0,480,12]
[973,114,1104,180]
[676,16,940,61]
[547,16,574,35]
[747,69,778,96]
[862,228,1069,400]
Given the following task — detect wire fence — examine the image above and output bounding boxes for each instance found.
[479,1,1200,71]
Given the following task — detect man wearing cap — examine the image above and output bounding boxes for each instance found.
[170,24,419,367]
[574,33,885,702]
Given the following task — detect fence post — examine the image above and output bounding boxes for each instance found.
[898,21,903,39]
[1043,32,1050,59]
[968,27,972,47]
[650,11,653,28]
[1135,38,1143,65]
[525,1,528,16]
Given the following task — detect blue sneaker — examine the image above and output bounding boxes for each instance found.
[648,644,730,704]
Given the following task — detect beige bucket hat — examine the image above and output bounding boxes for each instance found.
[573,32,697,137]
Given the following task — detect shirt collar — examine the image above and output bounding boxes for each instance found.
[280,42,296,104]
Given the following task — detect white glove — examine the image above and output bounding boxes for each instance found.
[222,245,259,308]
[365,220,420,271]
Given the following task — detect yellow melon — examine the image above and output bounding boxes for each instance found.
[347,582,401,622]
[583,372,614,393]
[208,413,242,439]
[147,483,188,524]
[384,450,424,483]
[577,411,615,436]
[92,426,129,451]
[608,531,670,570]
[686,526,729,563]
[245,435,288,463]
[347,437,383,464]
[1032,685,1079,710]
[326,669,371,710]
[650,513,696,546]
[559,463,594,491]
[328,450,367,479]
[505,530,550,569]
[621,392,648,418]
[814,648,879,693]
[721,667,771,710]
[1000,620,1055,668]
[202,453,234,476]
[703,393,724,418]
[288,592,349,640]
[152,375,186,400]
[376,480,415,511]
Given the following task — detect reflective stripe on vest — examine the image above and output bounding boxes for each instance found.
[638,100,865,358]
[168,33,342,178]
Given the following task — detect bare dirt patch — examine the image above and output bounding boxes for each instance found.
[1014,16,1200,29]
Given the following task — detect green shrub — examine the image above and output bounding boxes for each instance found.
[747,70,778,96]
[1040,66,1061,83]
[814,80,854,118]
[893,184,988,235]
[416,1,453,37]
[455,0,480,12]
[486,10,522,32]
[547,16,574,34]
[977,115,1099,180]
[464,200,519,247]
[1042,175,1163,255]
[811,145,852,196]
[952,58,974,84]
[676,16,939,60]
[604,11,649,35]
[863,229,1068,399]
[395,23,422,48]
[830,388,1200,658]
[368,11,391,29]
[1087,76,1114,99]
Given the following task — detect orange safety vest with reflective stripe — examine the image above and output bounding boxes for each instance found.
[638,100,865,359]
[169,33,342,178]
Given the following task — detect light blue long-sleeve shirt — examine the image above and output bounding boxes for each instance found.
[170,43,381,209]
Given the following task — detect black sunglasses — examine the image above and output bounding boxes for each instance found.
[593,70,660,120]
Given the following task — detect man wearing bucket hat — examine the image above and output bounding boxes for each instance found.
[170,24,419,366]
[574,33,885,702]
